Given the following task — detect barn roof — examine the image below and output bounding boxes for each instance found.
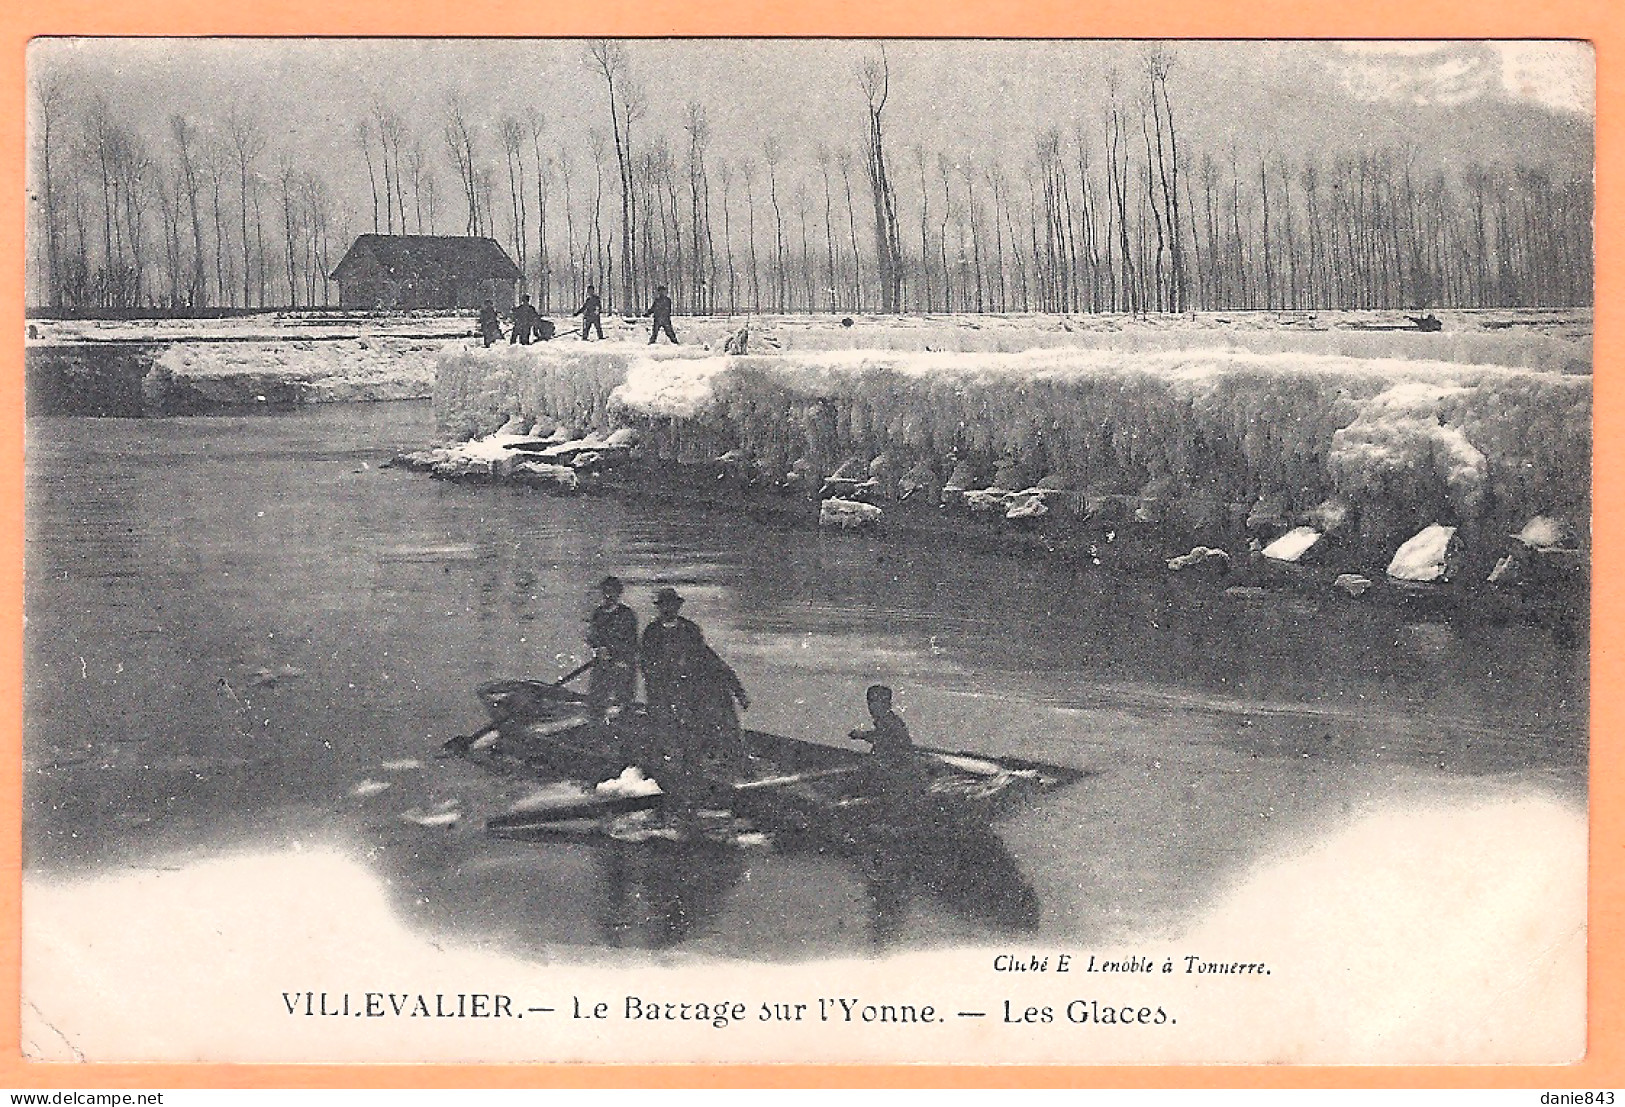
[330,235,521,282]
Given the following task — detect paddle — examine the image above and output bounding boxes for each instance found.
[439,659,597,755]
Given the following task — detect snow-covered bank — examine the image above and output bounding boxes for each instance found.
[432,331,1591,545]
[150,336,447,404]
[27,334,463,414]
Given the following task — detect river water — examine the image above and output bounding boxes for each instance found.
[23,401,1587,962]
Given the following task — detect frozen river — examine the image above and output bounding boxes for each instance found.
[23,401,1587,960]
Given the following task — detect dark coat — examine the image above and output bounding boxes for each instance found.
[573,293,602,320]
[850,711,912,760]
[587,601,639,663]
[640,616,747,741]
[645,292,673,322]
[586,601,639,706]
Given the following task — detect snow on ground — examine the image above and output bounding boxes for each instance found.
[21,789,1582,1063]
[433,330,1591,533]
[152,336,449,403]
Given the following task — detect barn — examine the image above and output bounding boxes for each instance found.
[330,234,522,310]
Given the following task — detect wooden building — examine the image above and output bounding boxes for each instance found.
[330,235,522,310]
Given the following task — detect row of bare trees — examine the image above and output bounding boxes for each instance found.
[29,46,1592,315]
[33,78,343,312]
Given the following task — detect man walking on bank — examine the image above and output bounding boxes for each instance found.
[573,285,605,341]
[645,285,678,344]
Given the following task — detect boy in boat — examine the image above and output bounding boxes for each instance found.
[848,685,913,761]
[585,575,638,710]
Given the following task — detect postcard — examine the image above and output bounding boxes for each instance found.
[14,35,1597,1073]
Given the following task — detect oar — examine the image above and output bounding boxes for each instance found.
[439,659,597,755]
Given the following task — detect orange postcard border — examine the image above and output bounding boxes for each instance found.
[0,0,1618,1091]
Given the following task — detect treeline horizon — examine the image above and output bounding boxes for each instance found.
[28,42,1593,317]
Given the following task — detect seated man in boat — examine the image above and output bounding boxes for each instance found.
[848,684,913,761]
[848,684,922,805]
[585,575,638,711]
[640,587,751,777]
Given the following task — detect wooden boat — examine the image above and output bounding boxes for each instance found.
[455,678,1090,844]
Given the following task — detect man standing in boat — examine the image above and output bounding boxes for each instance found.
[640,587,750,769]
[585,575,638,710]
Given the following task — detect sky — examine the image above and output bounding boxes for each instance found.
[28,38,1595,244]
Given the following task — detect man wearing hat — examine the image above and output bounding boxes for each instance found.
[585,576,639,709]
[640,588,750,767]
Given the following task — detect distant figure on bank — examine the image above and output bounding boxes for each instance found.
[848,685,913,762]
[640,587,750,762]
[573,285,605,341]
[509,293,541,346]
[645,285,678,344]
[477,299,504,347]
[585,575,639,709]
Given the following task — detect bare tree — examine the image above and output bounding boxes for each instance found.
[356,118,380,234]
[587,40,646,308]
[501,115,527,277]
[32,75,68,308]
[171,115,207,308]
[527,111,551,310]
[443,92,481,236]
[684,102,714,314]
[859,47,903,312]
[228,107,266,307]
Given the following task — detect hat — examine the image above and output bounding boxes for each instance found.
[653,587,684,609]
[597,575,624,596]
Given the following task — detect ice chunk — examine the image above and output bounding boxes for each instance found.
[1488,555,1520,585]
[349,779,391,798]
[596,765,662,798]
[964,488,1012,516]
[1305,499,1351,533]
[1334,573,1373,596]
[510,782,591,811]
[1005,490,1051,520]
[1517,516,1572,550]
[400,803,461,828]
[819,498,882,530]
[1263,526,1323,563]
[1387,524,1457,582]
[379,759,422,772]
[1167,546,1231,572]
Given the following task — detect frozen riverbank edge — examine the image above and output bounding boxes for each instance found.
[404,312,1591,626]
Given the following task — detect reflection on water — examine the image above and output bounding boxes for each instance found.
[23,402,1588,959]
[596,839,746,950]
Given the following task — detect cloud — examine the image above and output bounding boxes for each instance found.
[1493,41,1594,116]
[1332,42,1495,108]
[1328,40,1594,117]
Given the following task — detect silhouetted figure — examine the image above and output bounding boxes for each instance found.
[645,285,678,344]
[573,285,605,341]
[585,575,639,709]
[477,299,503,347]
[509,294,541,345]
[640,588,750,788]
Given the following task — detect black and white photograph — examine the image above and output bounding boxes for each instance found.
[19,37,1592,1065]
